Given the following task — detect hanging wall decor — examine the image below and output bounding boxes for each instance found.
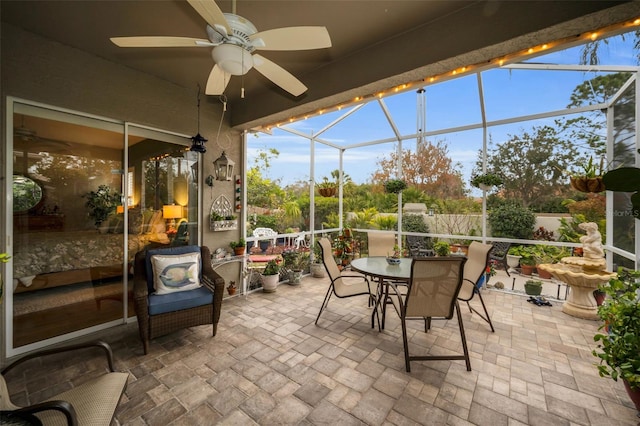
[209,194,237,231]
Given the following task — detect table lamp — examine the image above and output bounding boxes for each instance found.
[162,204,182,234]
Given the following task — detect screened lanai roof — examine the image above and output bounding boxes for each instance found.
[248,28,639,188]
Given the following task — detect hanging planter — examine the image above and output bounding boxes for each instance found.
[316,177,338,197]
[384,179,407,194]
[470,173,503,191]
[569,176,605,193]
[570,156,606,193]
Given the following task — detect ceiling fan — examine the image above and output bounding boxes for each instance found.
[110,0,332,97]
[13,115,72,154]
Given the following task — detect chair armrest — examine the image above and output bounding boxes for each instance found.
[2,341,116,375]
[14,400,78,426]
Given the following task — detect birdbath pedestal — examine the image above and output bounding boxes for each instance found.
[537,258,615,320]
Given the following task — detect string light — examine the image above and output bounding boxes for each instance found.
[252,17,640,132]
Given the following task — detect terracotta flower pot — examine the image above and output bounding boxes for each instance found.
[623,379,640,413]
[537,266,552,280]
[521,264,534,276]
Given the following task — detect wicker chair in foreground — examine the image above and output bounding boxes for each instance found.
[134,245,224,354]
[1,340,128,425]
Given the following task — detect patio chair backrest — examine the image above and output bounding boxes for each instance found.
[405,257,467,319]
[458,241,493,300]
[367,232,396,257]
[318,237,350,295]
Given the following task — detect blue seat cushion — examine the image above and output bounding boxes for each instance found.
[148,286,213,316]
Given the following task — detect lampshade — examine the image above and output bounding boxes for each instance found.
[173,176,188,206]
[211,44,254,76]
[162,204,182,219]
[213,151,235,181]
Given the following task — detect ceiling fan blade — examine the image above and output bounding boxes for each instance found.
[250,27,331,51]
[187,0,231,36]
[111,36,212,47]
[252,54,307,96]
[206,64,231,95]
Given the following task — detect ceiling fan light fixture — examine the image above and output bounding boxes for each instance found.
[212,44,253,75]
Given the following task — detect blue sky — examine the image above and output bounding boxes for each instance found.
[247,31,637,189]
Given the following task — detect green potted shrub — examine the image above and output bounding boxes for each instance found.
[470,172,503,191]
[593,269,640,413]
[524,279,543,295]
[384,179,408,194]
[229,238,246,256]
[433,241,450,257]
[261,259,281,292]
[310,241,326,278]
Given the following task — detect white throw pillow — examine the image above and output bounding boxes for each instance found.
[151,252,201,295]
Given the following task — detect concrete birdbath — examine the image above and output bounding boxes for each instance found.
[537,222,616,320]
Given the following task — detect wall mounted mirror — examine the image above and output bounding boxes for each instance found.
[12,174,43,212]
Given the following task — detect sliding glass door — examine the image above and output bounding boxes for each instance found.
[5,100,198,355]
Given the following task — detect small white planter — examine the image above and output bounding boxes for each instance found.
[261,274,279,292]
[506,254,522,269]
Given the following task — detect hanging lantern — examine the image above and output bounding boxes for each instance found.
[213,151,235,181]
[189,85,207,153]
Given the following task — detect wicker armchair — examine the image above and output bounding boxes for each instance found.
[1,341,128,426]
[134,245,224,354]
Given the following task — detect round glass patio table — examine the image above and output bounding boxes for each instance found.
[350,257,412,330]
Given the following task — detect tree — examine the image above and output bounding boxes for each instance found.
[370,139,465,199]
[482,126,578,208]
[559,72,636,168]
[247,148,286,209]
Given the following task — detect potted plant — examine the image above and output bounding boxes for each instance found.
[260,259,281,292]
[317,177,338,197]
[470,172,503,191]
[570,156,605,193]
[310,242,326,278]
[433,241,450,257]
[386,244,402,265]
[520,256,536,276]
[384,179,408,194]
[507,245,524,269]
[83,185,121,229]
[524,279,543,295]
[593,269,640,413]
[282,248,310,285]
[227,280,237,296]
[229,238,246,256]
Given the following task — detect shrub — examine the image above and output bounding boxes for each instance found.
[402,214,430,234]
[488,203,535,239]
